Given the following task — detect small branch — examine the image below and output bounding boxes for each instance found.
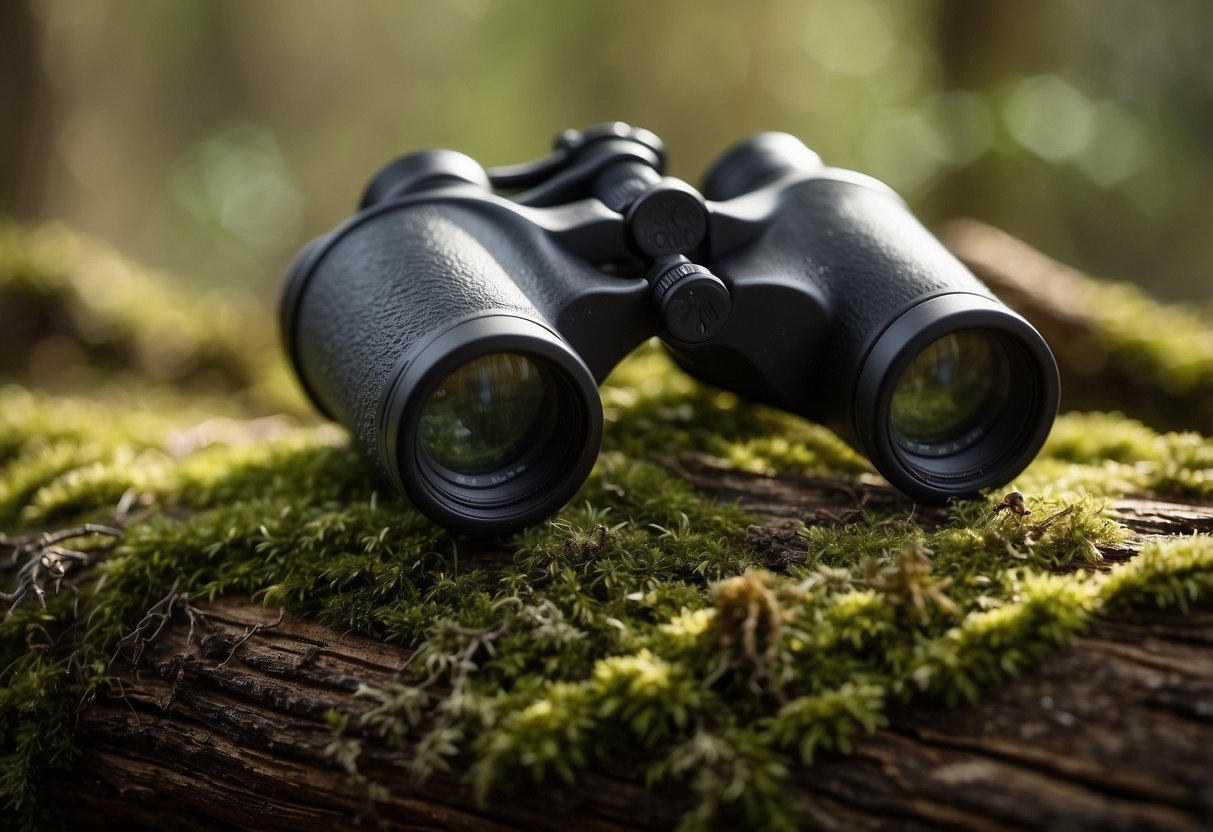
[1,489,154,621]
[217,608,287,668]
[1,523,124,620]
[110,578,213,669]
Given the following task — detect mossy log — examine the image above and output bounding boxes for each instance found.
[68,467,1213,831]
[3,220,1211,831]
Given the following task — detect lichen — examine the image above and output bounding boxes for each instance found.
[2,222,1212,830]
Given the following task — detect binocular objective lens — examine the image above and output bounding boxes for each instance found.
[418,353,548,476]
[890,331,1011,456]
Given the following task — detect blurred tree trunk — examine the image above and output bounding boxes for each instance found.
[934,0,1067,88]
[928,0,1070,226]
[0,0,51,218]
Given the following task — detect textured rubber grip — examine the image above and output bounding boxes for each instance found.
[710,175,994,428]
[291,203,544,477]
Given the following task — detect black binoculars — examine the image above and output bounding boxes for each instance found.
[281,123,1059,534]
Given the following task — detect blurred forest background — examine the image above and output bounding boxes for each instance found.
[1,0,1210,306]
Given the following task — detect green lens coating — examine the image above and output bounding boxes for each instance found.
[419,353,548,475]
[890,331,1010,454]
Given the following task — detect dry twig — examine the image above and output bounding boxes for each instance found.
[1,523,124,620]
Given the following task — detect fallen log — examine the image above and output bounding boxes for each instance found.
[3,217,1206,830]
[68,469,1213,831]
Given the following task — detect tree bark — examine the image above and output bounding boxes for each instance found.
[66,464,1213,831]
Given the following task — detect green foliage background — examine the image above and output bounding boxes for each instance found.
[10,0,1213,304]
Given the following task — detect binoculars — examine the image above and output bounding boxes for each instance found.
[281,123,1058,534]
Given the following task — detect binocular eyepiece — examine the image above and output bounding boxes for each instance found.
[281,122,1059,534]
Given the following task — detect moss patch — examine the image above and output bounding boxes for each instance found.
[0,221,304,414]
[1086,278,1213,404]
[2,222,1213,830]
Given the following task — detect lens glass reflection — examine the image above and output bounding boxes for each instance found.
[890,331,1010,455]
[419,353,548,474]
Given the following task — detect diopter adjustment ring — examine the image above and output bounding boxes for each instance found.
[648,256,731,344]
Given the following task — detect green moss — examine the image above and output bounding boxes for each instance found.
[0,222,305,414]
[1088,280,1213,399]
[602,345,870,476]
[1017,411,1213,499]
[0,656,78,831]
[3,405,1210,832]
[1101,535,1213,613]
[765,682,888,763]
[2,223,1212,830]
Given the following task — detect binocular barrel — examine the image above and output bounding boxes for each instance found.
[282,127,1059,534]
[694,135,1059,502]
[283,200,611,533]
